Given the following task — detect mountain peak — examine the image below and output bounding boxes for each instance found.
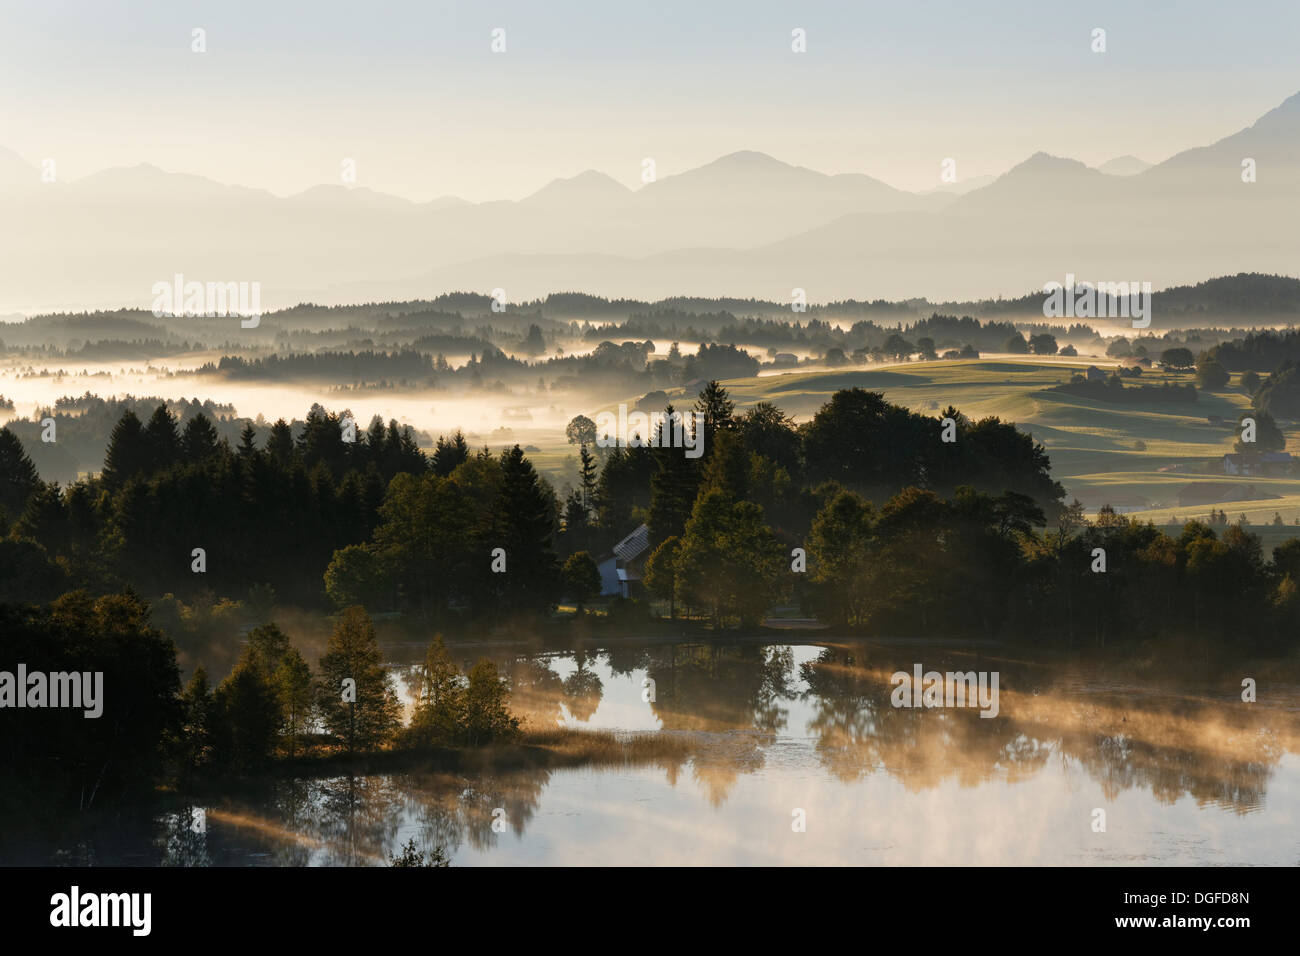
[649,151,814,192]
[1096,155,1152,176]
[0,145,38,187]
[0,145,36,167]
[994,151,1099,182]
[951,151,1102,208]
[1018,151,1085,170]
[703,150,794,172]
[1250,89,1300,130]
[524,169,631,203]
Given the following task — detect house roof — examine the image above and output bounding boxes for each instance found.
[613,523,652,563]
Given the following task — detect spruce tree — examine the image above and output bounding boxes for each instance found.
[497,446,561,613]
[432,429,470,477]
[102,409,147,489]
[143,404,180,474]
[578,443,598,514]
[267,419,295,467]
[181,413,221,461]
[0,427,40,521]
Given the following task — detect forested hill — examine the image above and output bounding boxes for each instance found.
[6,273,1299,345]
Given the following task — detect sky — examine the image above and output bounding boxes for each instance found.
[2,0,1299,201]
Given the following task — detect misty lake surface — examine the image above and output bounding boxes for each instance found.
[43,640,1300,866]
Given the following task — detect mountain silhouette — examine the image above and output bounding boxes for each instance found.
[2,91,1299,311]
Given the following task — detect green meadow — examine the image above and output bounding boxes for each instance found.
[640,358,1300,527]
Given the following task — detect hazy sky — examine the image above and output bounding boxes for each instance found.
[3,0,1298,200]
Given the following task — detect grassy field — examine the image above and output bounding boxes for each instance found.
[524,357,1300,533]
[695,359,1300,526]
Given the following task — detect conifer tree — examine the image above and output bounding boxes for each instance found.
[317,606,402,754]
[181,412,221,461]
[102,409,147,489]
[0,427,41,524]
[143,404,180,474]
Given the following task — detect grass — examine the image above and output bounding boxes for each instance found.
[519,356,1300,528]
[520,726,694,765]
[717,359,1300,523]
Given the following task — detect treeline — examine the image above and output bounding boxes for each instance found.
[1050,375,1199,403]
[1255,360,1300,418]
[0,592,179,818]
[582,309,748,341]
[3,394,433,487]
[576,311,1032,359]
[1205,328,1300,372]
[409,332,496,354]
[179,609,519,775]
[9,274,1295,356]
[903,313,1025,352]
[0,405,432,608]
[926,273,1300,326]
[0,598,520,822]
[1,382,1064,627]
[538,273,1300,324]
[204,349,435,381]
[182,339,763,395]
[541,341,760,391]
[325,384,1066,623]
[323,443,563,620]
[5,379,1296,658]
[790,493,1300,649]
[8,393,236,482]
[579,387,1064,551]
[635,469,1300,650]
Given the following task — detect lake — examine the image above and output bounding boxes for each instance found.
[27,640,1300,866]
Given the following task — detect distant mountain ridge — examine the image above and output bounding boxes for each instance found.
[1096,155,1152,176]
[2,90,1299,311]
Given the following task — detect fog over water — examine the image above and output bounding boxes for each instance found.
[30,641,1300,867]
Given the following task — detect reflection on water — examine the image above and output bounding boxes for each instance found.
[30,641,1300,865]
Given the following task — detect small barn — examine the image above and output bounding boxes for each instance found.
[1223,452,1294,477]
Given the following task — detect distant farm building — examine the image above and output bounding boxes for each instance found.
[1085,365,1106,382]
[1222,452,1293,477]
